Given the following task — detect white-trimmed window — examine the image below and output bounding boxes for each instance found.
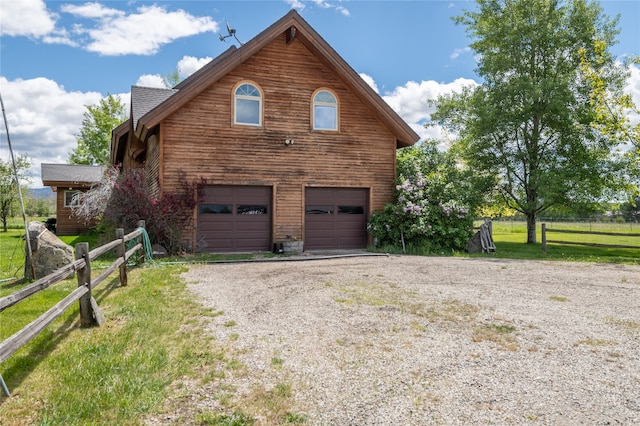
[64,190,80,207]
[312,89,338,131]
[234,82,262,126]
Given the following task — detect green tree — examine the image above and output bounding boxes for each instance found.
[162,68,181,88]
[0,155,30,232]
[431,0,629,244]
[69,94,127,165]
[25,194,55,217]
[578,46,639,151]
[620,196,640,222]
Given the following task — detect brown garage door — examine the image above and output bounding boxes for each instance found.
[198,186,271,252]
[305,188,368,250]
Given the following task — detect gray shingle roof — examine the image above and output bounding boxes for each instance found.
[41,163,107,184]
[131,86,178,124]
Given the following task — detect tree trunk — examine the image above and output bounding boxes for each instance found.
[526,212,536,244]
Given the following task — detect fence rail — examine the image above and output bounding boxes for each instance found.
[541,223,640,253]
[0,222,147,396]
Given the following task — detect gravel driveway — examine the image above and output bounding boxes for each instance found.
[182,254,640,425]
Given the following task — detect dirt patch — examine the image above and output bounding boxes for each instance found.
[178,255,640,424]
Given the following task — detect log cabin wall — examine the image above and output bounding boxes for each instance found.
[158,33,398,248]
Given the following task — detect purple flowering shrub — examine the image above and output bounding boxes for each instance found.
[368,140,486,252]
[368,172,473,252]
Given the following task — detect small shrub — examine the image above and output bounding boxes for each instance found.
[75,167,200,254]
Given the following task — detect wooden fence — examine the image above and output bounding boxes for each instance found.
[0,222,147,396]
[541,223,640,253]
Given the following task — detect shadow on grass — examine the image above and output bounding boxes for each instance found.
[0,275,124,403]
[0,313,78,405]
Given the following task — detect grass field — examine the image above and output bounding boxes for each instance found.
[484,220,640,264]
[0,217,101,283]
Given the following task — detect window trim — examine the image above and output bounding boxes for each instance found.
[64,190,80,208]
[311,88,339,131]
[233,81,263,127]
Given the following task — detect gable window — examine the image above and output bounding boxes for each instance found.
[64,190,81,207]
[312,89,338,131]
[234,82,262,126]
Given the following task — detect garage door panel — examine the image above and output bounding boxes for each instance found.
[305,220,336,230]
[198,222,234,234]
[236,222,270,232]
[198,185,271,252]
[305,188,368,250]
[203,238,234,250]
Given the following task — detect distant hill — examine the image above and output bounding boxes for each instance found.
[29,187,55,200]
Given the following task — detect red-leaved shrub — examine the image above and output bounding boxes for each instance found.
[104,169,198,254]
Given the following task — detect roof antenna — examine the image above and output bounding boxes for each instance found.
[219,20,243,46]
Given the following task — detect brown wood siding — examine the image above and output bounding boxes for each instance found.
[55,190,96,235]
[145,134,161,199]
[159,34,396,248]
[198,185,272,252]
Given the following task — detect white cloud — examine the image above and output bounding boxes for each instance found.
[381,78,478,141]
[135,75,166,89]
[68,5,219,56]
[133,56,213,88]
[336,6,350,17]
[60,2,124,19]
[178,56,213,79]
[0,0,57,37]
[359,73,379,94]
[285,0,306,10]
[1,2,219,55]
[285,0,350,15]
[625,64,640,123]
[312,0,332,8]
[450,47,471,60]
[0,77,129,186]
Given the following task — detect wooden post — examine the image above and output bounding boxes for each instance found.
[541,223,547,254]
[76,243,94,327]
[137,220,146,264]
[116,228,127,287]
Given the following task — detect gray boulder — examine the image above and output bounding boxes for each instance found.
[467,230,482,253]
[25,221,74,279]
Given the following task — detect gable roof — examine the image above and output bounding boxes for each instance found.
[41,163,106,186]
[118,9,419,155]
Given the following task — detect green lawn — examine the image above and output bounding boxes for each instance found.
[484,220,640,264]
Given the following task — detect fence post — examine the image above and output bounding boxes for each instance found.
[116,228,127,287]
[137,220,146,264]
[76,242,94,327]
[541,223,547,254]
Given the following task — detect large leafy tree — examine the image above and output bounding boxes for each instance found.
[431,0,630,243]
[69,94,127,165]
[0,155,30,232]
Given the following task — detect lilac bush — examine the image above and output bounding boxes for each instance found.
[368,141,484,252]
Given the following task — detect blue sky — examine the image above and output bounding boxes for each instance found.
[1,0,639,187]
